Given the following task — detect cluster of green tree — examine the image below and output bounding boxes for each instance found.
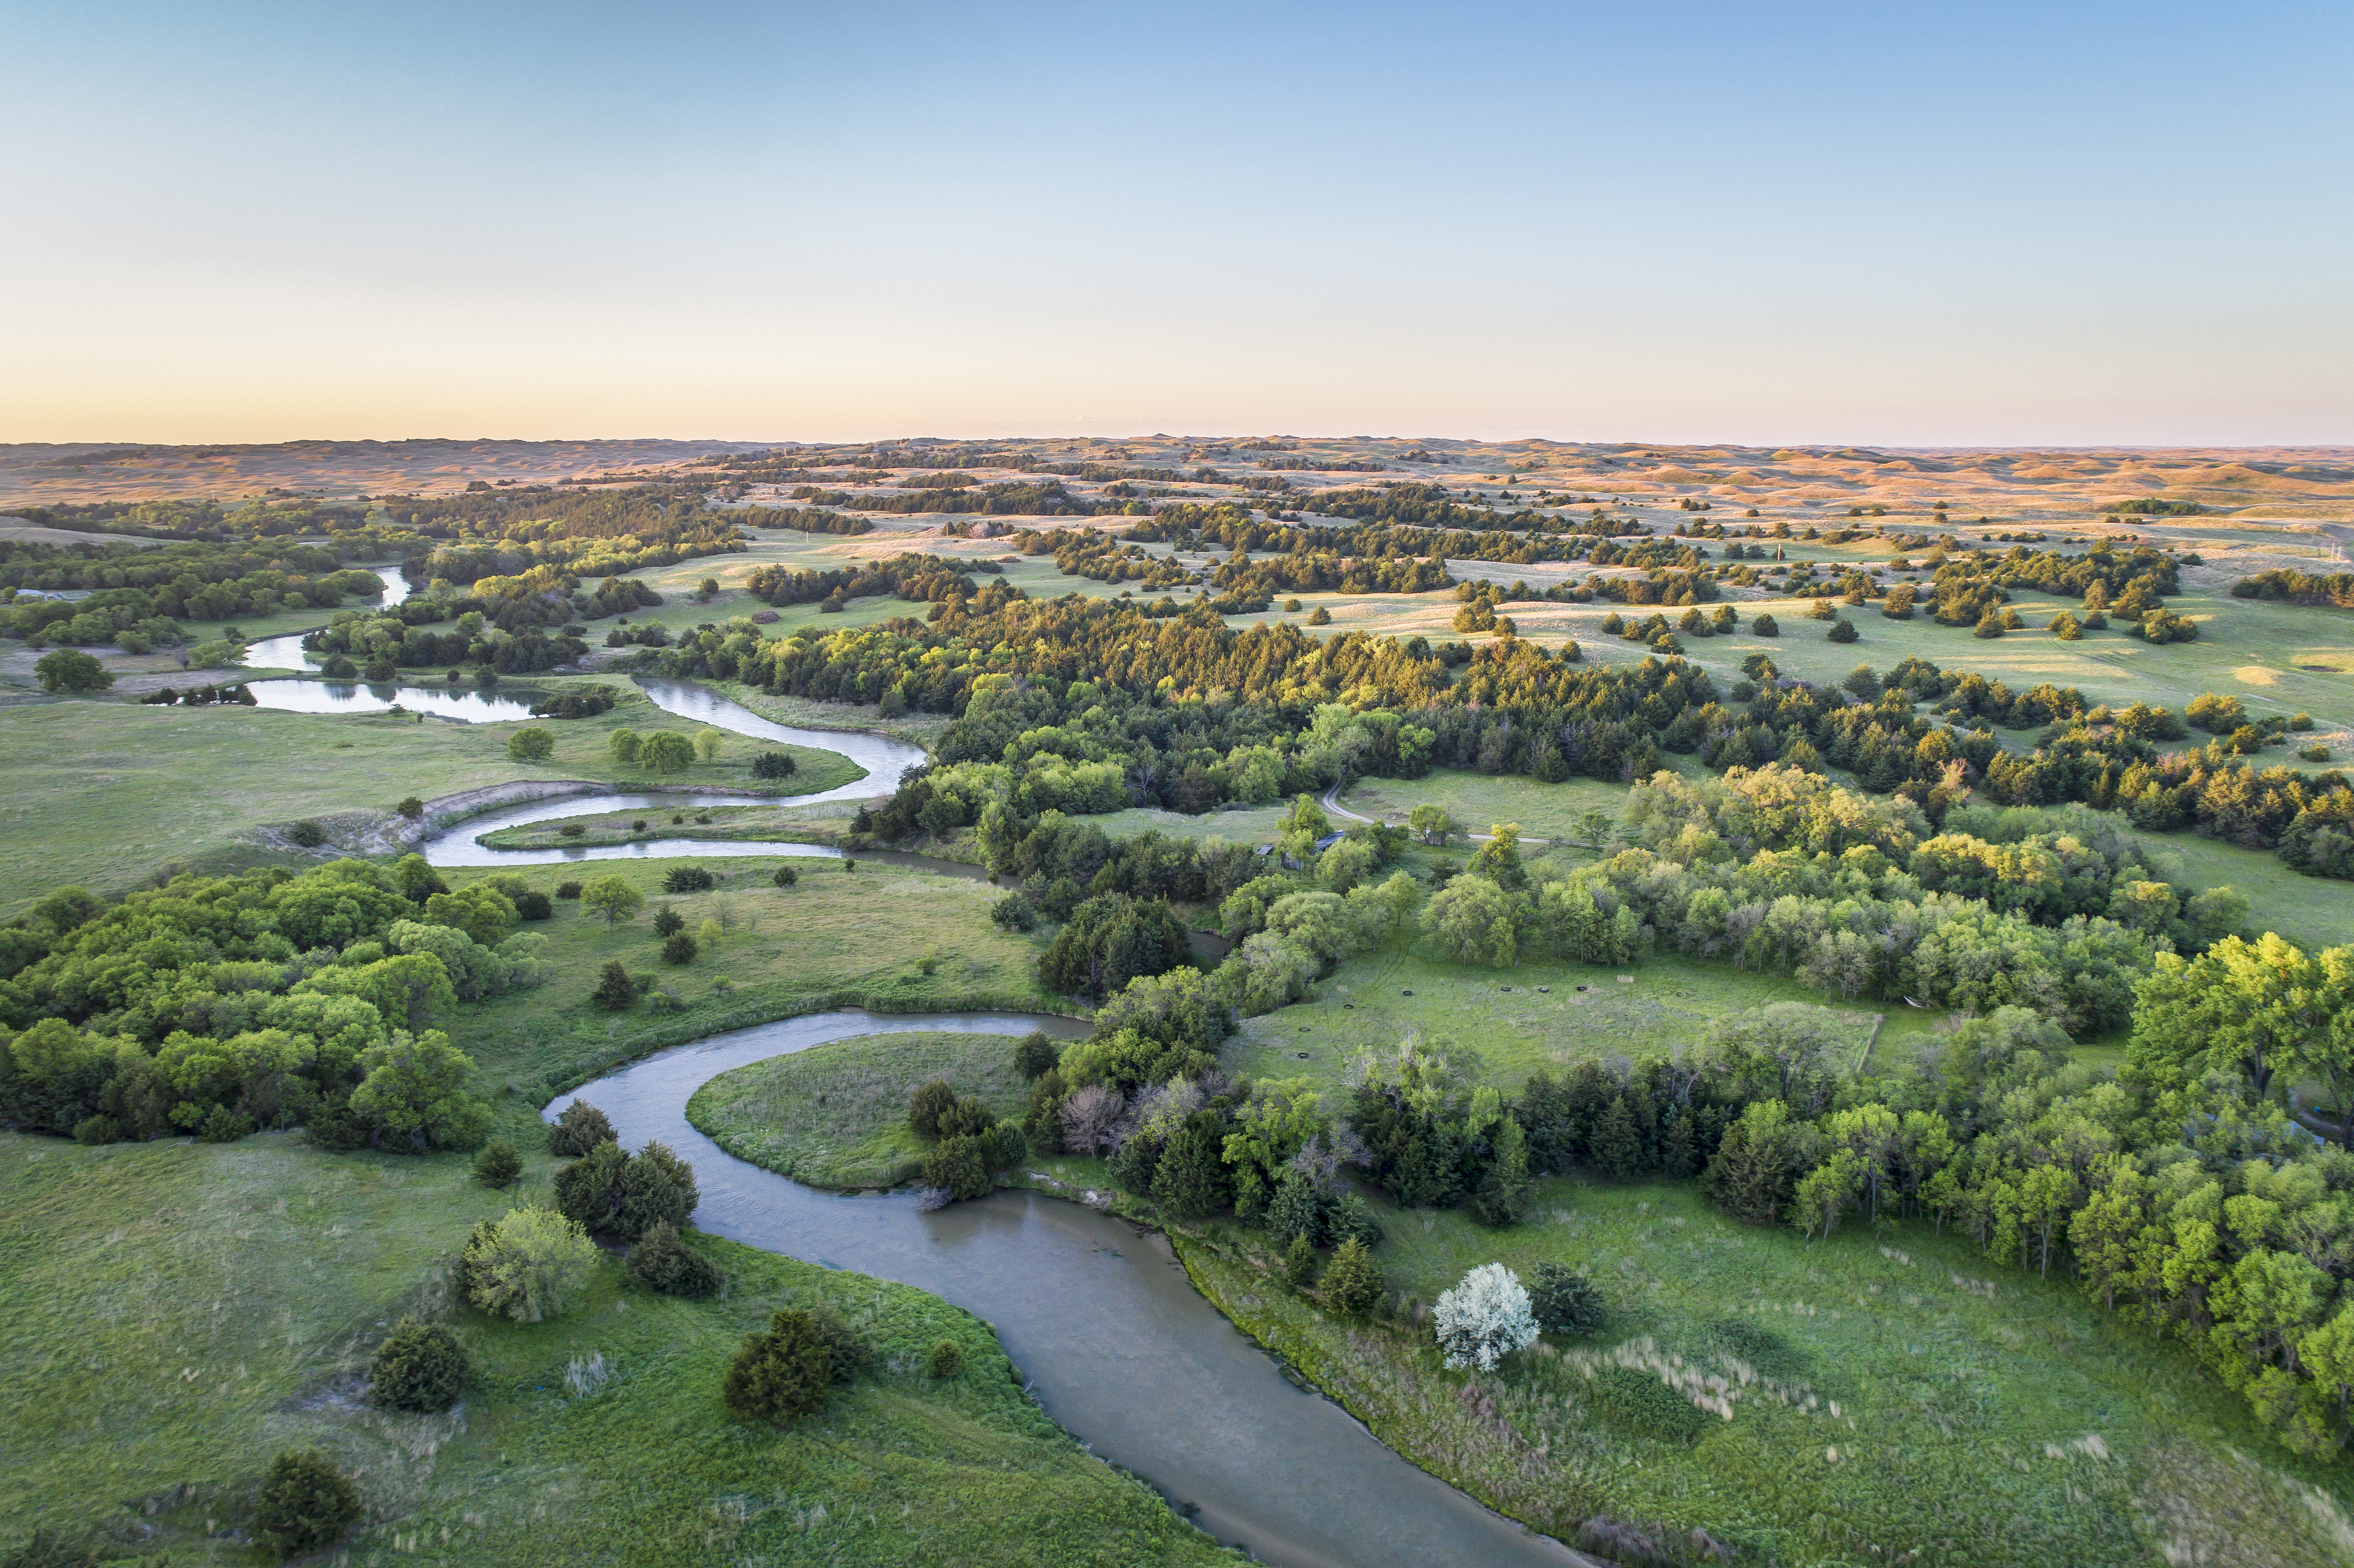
[1921,542,2183,634]
[2110,497,2205,515]
[790,479,1104,516]
[743,552,1006,613]
[1010,529,1195,589]
[760,507,875,535]
[0,859,552,1149]
[2232,568,2354,608]
[1687,957,2354,1458]
[1,542,385,647]
[1211,549,1450,597]
[1303,482,1573,534]
[386,486,756,587]
[1563,766,2240,1031]
[13,495,355,542]
[1124,507,1620,565]
[306,604,590,676]
[527,684,619,719]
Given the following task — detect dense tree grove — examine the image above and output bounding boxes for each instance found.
[0,858,541,1148]
[1,536,387,647]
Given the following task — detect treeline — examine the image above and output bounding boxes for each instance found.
[0,539,386,647]
[300,574,666,673]
[1306,482,1563,534]
[2233,568,2354,608]
[790,480,1106,517]
[0,859,554,1151]
[1010,530,1194,590]
[744,552,1008,613]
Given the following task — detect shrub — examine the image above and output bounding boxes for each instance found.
[751,751,797,780]
[1307,605,1332,625]
[473,1140,523,1188]
[772,865,799,888]
[1433,1263,1538,1371]
[1283,1234,1320,1290]
[590,959,638,1010]
[513,890,552,920]
[2186,691,2246,733]
[1974,612,2005,638]
[368,1317,467,1412]
[547,1100,617,1155]
[1321,1237,1385,1316]
[922,1135,997,1200]
[1528,1263,1607,1337]
[991,893,1038,931]
[556,880,583,900]
[1826,617,1858,643]
[554,1139,699,1238]
[1013,1030,1060,1080]
[396,796,425,821]
[625,1220,722,1297]
[907,1079,958,1139]
[286,820,327,849]
[1750,613,1778,637]
[661,932,698,965]
[2302,745,2331,763]
[927,1339,966,1379]
[722,1309,836,1423]
[463,1206,600,1322]
[1588,1363,1708,1445]
[71,1114,123,1146]
[653,907,685,937]
[252,1449,362,1560]
[662,866,715,894]
[198,1105,255,1143]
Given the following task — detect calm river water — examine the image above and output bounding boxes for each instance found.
[555,1011,1583,1568]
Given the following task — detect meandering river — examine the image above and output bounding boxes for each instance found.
[553,1011,1582,1568]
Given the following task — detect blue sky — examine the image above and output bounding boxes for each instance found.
[3,1,2348,444]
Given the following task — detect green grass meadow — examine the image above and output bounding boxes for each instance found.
[0,684,864,915]
[1178,1177,2354,1568]
[0,1132,1225,1568]
[689,1031,1036,1190]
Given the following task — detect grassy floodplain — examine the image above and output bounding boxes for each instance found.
[0,1134,1225,1568]
[1174,1178,2354,1568]
[689,1031,1036,1190]
[0,682,861,915]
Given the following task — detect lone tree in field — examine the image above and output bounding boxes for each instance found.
[1434,1263,1538,1371]
[368,1317,468,1412]
[751,750,797,779]
[722,1308,838,1423]
[36,648,114,694]
[589,960,637,1010]
[252,1449,362,1559]
[507,725,555,762]
[640,731,696,773]
[463,1206,600,1323]
[582,875,643,929]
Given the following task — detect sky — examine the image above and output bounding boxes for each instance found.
[3,1,2349,447]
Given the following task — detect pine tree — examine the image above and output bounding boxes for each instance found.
[1283,1233,1320,1290]
[1470,1114,1533,1226]
[1151,1113,1231,1220]
[590,960,637,1010]
[1590,1095,1642,1181]
[1660,1111,1698,1179]
[1320,1236,1386,1316]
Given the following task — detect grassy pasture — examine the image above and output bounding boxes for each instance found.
[1226,944,1910,1100]
[689,1031,1036,1190]
[0,1133,1222,1567]
[1177,1177,2354,1568]
[440,857,1059,1109]
[0,685,865,915]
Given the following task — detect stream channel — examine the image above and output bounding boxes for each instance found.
[553,1012,1579,1568]
[293,644,1552,1562]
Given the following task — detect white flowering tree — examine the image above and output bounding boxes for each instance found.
[1433,1262,1538,1371]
